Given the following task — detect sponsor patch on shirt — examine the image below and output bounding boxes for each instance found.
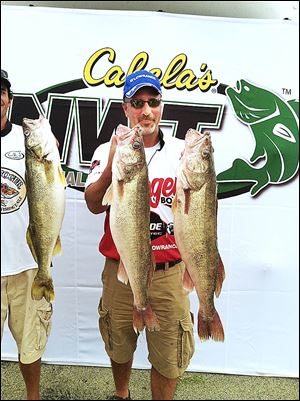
[1,167,26,214]
[5,150,25,160]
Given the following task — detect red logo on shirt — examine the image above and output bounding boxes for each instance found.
[149,177,176,208]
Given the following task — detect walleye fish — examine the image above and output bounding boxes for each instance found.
[103,124,159,333]
[173,129,225,342]
[23,116,66,302]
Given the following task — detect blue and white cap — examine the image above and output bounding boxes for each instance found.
[123,70,162,99]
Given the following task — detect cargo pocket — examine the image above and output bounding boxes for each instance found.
[177,314,194,368]
[36,301,53,350]
[98,297,113,351]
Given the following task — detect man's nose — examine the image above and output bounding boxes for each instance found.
[142,102,152,116]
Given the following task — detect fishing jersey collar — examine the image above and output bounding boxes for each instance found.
[1,120,12,137]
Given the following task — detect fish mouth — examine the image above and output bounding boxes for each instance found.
[117,125,143,141]
[23,118,40,129]
[185,129,211,148]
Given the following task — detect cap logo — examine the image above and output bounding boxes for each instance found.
[129,74,157,83]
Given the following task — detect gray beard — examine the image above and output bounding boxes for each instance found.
[140,123,157,136]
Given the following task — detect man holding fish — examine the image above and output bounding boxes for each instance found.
[1,69,53,400]
[85,70,195,400]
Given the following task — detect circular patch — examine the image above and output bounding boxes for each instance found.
[1,167,27,214]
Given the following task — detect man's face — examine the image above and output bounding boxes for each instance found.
[1,83,11,122]
[122,87,162,137]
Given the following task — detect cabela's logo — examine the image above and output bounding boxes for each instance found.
[83,47,218,93]
[8,50,299,198]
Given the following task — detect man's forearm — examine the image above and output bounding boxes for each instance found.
[84,167,112,214]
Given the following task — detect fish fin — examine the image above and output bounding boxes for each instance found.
[198,310,225,342]
[184,189,191,214]
[102,184,113,206]
[117,260,129,284]
[58,165,67,188]
[215,253,225,297]
[44,160,55,184]
[179,168,190,191]
[182,268,194,292]
[114,161,125,181]
[26,227,38,262]
[53,236,62,256]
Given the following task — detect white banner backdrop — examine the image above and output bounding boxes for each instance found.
[1,6,299,377]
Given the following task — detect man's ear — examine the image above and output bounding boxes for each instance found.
[122,102,128,118]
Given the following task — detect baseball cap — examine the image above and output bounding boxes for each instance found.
[123,69,162,99]
[1,69,11,89]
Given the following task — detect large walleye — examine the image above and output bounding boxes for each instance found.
[23,116,66,303]
[173,129,225,342]
[103,124,159,333]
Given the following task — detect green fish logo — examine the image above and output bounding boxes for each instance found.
[217,80,299,196]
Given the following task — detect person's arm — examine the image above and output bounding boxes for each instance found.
[85,136,117,214]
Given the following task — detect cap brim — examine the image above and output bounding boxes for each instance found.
[124,83,161,98]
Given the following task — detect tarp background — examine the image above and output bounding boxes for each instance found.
[1,6,299,377]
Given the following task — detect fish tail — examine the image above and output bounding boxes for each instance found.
[31,271,55,303]
[143,304,160,332]
[198,310,224,342]
[133,307,145,333]
[209,310,225,342]
[197,313,210,342]
[133,304,160,333]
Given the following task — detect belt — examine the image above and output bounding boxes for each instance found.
[155,259,182,271]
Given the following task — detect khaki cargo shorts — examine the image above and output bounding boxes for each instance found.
[98,258,195,379]
[1,268,53,364]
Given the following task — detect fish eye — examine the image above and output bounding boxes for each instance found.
[202,149,210,158]
[132,141,141,150]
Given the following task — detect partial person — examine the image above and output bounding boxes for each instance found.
[1,69,53,400]
[85,70,195,400]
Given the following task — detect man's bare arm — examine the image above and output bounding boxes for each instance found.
[84,136,117,214]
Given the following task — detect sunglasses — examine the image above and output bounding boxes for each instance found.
[128,98,162,109]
